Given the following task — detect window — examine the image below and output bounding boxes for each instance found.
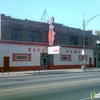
[16,56,28,60]
[55,34,60,44]
[11,29,22,41]
[68,35,78,45]
[12,53,31,61]
[29,31,40,42]
[79,55,87,61]
[61,55,71,61]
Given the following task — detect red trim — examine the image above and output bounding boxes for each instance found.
[0,64,93,72]
[9,66,42,71]
[61,55,71,61]
[12,53,31,61]
[0,40,48,46]
[48,63,54,69]
[55,44,93,49]
[0,68,3,72]
[49,64,93,69]
[0,40,93,49]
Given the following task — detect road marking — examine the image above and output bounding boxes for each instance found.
[80,97,91,100]
[0,77,100,97]
[0,73,100,85]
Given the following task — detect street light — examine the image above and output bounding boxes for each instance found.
[83,13,100,71]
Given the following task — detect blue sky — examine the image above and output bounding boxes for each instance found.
[0,0,100,34]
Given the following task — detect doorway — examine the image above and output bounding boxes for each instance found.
[3,57,9,72]
[42,57,47,69]
[89,57,92,67]
[41,53,48,70]
[94,57,96,67]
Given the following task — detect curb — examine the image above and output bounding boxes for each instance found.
[0,70,100,78]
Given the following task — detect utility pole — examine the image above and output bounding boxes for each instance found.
[83,13,100,71]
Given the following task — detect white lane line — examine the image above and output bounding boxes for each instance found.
[80,97,91,100]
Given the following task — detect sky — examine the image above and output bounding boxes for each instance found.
[0,0,100,34]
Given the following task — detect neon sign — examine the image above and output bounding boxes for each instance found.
[48,16,55,46]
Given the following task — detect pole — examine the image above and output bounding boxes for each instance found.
[83,13,100,71]
[83,18,86,71]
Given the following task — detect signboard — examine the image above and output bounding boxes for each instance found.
[47,46,60,54]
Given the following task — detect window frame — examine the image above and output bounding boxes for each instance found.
[61,55,71,61]
[11,28,22,41]
[12,53,31,61]
[68,35,78,45]
[29,31,40,42]
[79,55,87,61]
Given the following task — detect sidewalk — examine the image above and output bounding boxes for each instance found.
[0,68,100,78]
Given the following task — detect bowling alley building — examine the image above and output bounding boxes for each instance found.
[0,14,100,72]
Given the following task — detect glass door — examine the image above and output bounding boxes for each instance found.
[42,57,47,69]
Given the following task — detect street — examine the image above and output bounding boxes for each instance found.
[0,72,100,100]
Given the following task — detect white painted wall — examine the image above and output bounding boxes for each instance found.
[0,43,93,67]
[54,47,93,65]
[0,43,47,67]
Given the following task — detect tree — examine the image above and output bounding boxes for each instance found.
[95,30,100,36]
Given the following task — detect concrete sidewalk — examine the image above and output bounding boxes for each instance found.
[0,68,100,78]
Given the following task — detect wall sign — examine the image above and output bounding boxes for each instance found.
[48,46,60,54]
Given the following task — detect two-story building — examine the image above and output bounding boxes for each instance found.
[0,14,93,72]
[93,35,100,67]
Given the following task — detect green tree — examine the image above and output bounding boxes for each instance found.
[95,30,100,36]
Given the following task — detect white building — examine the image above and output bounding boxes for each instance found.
[0,40,93,72]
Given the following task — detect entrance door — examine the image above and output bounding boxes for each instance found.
[94,57,96,67]
[89,57,92,67]
[42,57,47,69]
[3,57,9,72]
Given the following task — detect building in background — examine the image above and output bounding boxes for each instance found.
[0,14,94,72]
[93,35,100,67]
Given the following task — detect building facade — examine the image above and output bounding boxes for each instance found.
[0,14,94,72]
[93,35,100,67]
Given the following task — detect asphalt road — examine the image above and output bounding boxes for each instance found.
[0,72,100,100]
